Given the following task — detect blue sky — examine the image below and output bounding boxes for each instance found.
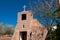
[0,0,32,27]
[0,0,56,27]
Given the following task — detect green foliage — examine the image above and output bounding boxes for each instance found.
[54,8,60,13]
[56,21,60,40]
[54,7,60,40]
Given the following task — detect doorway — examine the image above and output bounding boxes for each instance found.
[20,31,27,40]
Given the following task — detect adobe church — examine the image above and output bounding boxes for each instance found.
[12,6,48,40]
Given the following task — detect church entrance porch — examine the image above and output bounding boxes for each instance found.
[20,31,27,40]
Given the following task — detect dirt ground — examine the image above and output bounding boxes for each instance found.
[0,35,12,40]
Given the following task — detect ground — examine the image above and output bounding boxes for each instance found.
[0,35,12,40]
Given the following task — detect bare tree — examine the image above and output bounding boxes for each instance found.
[29,0,57,27]
[29,0,57,40]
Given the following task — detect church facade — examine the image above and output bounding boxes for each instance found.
[12,11,48,40]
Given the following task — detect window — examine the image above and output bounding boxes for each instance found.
[22,14,26,20]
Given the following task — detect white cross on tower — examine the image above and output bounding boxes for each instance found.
[23,5,26,11]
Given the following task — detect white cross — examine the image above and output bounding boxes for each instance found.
[23,5,26,11]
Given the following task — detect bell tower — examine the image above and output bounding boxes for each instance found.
[15,11,33,40]
[17,11,33,29]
